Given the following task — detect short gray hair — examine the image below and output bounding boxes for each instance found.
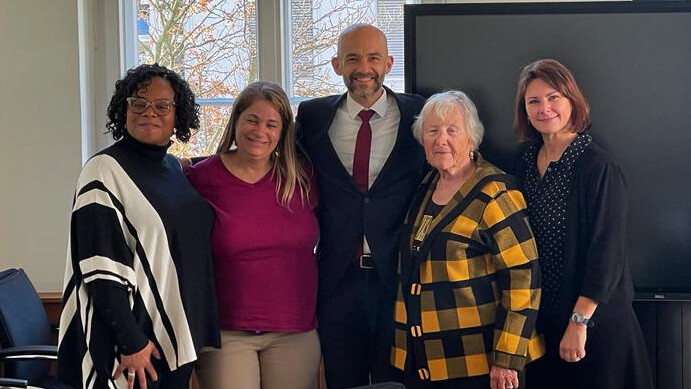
[412,90,485,150]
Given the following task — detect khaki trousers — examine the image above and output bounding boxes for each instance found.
[196,329,321,389]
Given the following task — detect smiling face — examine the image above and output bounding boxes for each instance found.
[233,99,283,163]
[524,78,573,138]
[125,77,176,146]
[422,107,473,175]
[331,25,393,108]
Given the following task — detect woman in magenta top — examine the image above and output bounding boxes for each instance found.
[187,81,319,389]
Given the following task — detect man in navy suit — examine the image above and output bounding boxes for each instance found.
[296,24,426,389]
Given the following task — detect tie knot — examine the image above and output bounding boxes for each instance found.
[358,109,375,123]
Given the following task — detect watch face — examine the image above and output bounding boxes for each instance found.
[571,311,593,327]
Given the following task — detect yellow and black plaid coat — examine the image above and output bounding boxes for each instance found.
[392,156,545,382]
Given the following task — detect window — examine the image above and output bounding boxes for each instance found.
[127,0,414,157]
[286,0,407,98]
[133,0,258,156]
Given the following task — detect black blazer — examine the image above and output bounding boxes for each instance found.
[296,88,426,301]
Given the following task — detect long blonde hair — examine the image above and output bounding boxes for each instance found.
[216,81,311,208]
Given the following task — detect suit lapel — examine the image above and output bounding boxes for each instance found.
[311,94,343,143]
[314,89,417,192]
[370,87,414,191]
[312,93,358,186]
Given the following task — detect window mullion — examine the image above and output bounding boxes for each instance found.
[257,0,284,85]
[120,0,138,72]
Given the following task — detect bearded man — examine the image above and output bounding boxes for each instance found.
[296,24,426,389]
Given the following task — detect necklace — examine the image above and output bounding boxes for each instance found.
[540,146,565,164]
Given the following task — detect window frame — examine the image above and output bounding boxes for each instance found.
[102,0,421,157]
[120,0,424,97]
[122,0,284,89]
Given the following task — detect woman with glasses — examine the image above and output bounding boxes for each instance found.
[186,81,321,389]
[58,63,220,389]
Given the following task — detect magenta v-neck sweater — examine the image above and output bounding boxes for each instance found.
[188,154,319,331]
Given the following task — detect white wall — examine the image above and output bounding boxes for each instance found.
[0,0,83,291]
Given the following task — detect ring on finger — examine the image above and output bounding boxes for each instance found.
[127,372,136,378]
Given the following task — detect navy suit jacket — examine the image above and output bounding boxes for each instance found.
[296,88,426,302]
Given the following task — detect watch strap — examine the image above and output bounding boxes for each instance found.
[571,311,595,328]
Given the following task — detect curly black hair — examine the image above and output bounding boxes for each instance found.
[106,63,200,142]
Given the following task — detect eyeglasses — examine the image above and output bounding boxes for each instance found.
[126,97,176,115]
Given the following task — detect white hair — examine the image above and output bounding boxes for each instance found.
[412,90,484,150]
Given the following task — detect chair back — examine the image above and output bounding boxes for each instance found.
[0,268,51,383]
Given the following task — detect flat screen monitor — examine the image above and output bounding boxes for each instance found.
[405,2,691,300]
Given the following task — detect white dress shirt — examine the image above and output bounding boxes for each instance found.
[329,89,401,187]
[328,89,401,254]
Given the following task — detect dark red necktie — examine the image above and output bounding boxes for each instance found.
[353,110,375,192]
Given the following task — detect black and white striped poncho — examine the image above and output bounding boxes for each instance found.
[57,136,220,389]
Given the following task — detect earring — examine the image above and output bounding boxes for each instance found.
[469,150,475,160]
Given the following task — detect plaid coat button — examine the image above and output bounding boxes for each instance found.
[410,283,421,295]
[418,367,430,380]
[410,325,422,337]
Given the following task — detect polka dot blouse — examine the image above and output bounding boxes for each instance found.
[521,133,592,318]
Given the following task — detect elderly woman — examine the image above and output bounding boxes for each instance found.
[513,59,653,389]
[186,81,320,389]
[392,91,543,389]
[58,64,220,389]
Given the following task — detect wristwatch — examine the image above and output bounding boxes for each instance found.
[570,311,594,328]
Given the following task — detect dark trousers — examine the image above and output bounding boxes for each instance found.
[318,263,402,389]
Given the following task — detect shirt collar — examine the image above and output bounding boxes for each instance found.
[522,132,592,168]
[345,88,389,120]
[558,132,592,168]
